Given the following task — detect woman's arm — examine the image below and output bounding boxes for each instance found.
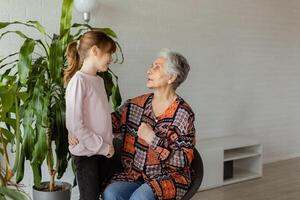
[151,111,195,166]
[111,99,130,141]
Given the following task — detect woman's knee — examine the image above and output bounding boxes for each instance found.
[129,184,156,200]
[103,185,118,200]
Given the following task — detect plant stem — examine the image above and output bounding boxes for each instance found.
[0,129,13,182]
[46,128,55,191]
[50,170,55,192]
[0,129,6,187]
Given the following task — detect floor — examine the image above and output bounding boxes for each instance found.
[192,157,300,200]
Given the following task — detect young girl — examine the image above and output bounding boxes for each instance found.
[64,31,116,200]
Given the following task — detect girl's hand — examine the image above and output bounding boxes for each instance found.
[107,144,115,158]
[137,122,155,145]
[68,134,79,145]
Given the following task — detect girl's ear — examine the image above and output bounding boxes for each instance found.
[90,45,99,56]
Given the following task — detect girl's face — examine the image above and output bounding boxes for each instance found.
[89,45,113,72]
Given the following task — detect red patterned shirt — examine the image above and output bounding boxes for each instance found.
[111,93,196,200]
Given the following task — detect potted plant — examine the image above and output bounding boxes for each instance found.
[0,0,123,199]
[0,81,31,200]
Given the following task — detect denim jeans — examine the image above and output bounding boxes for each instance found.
[103,181,156,200]
[72,154,111,200]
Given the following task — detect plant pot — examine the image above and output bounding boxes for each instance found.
[32,181,72,200]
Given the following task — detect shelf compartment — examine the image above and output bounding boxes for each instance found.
[224,145,261,161]
[223,168,261,185]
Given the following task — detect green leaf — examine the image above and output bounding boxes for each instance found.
[99,71,114,99]
[73,28,89,40]
[26,58,47,94]
[17,92,29,102]
[16,150,25,183]
[48,39,63,83]
[27,21,46,36]
[108,70,122,109]
[21,108,35,160]
[53,101,69,179]
[30,162,42,188]
[31,129,47,187]
[0,84,16,118]
[0,128,14,144]
[0,187,30,200]
[94,28,118,39]
[114,41,124,64]
[0,21,28,29]
[98,70,122,110]
[60,0,73,34]
[0,52,18,63]
[30,78,45,113]
[71,23,92,29]
[111,84,122,111]
[71,24,118,39]
[30,86,49,186]
[0,21,48,44]
[17,39,35,85]
[0,66,17,82]
[0,22,11,29]
[60,0,73,50]
[0,21,40,31]
[0,31,29,40]
[1,118,16,132]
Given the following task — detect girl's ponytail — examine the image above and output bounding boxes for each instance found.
[64,41,80,87]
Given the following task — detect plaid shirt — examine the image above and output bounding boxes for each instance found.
[111,93,196,200]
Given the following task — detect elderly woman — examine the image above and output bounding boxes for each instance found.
[103,48,196,200]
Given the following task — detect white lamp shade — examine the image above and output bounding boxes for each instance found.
[74,0,98,13]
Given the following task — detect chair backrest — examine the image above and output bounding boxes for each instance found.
[181,148,204,200]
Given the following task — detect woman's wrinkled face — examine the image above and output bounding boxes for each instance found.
[146,57,170,89]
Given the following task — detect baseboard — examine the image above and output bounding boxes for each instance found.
[264,153,300,164]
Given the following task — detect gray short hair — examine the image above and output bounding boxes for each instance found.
[158,48,190,90]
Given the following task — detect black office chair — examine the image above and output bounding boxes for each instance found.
[182,148,204,200]
[109,140,204,200]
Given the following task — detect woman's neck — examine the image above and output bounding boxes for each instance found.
[151,87,177,118]
[153,87,176,102]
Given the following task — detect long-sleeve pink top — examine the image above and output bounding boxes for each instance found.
[65,71,113,157]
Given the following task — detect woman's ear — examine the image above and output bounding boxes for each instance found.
[168,74,177,84]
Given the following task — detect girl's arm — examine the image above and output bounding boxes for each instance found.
[66,77,110,156]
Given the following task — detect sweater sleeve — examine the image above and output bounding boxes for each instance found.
[66,76,109,156]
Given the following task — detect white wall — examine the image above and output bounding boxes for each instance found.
[1,0,300,196]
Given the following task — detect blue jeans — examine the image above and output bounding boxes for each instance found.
[103,181,156,200]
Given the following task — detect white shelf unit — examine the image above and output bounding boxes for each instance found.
[197,135,263,191]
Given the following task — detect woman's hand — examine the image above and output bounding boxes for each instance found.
[68,134,79,145]
[137,122,155,145]
[107,144,115,158]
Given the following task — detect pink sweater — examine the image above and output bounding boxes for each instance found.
[65,71,113,157]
